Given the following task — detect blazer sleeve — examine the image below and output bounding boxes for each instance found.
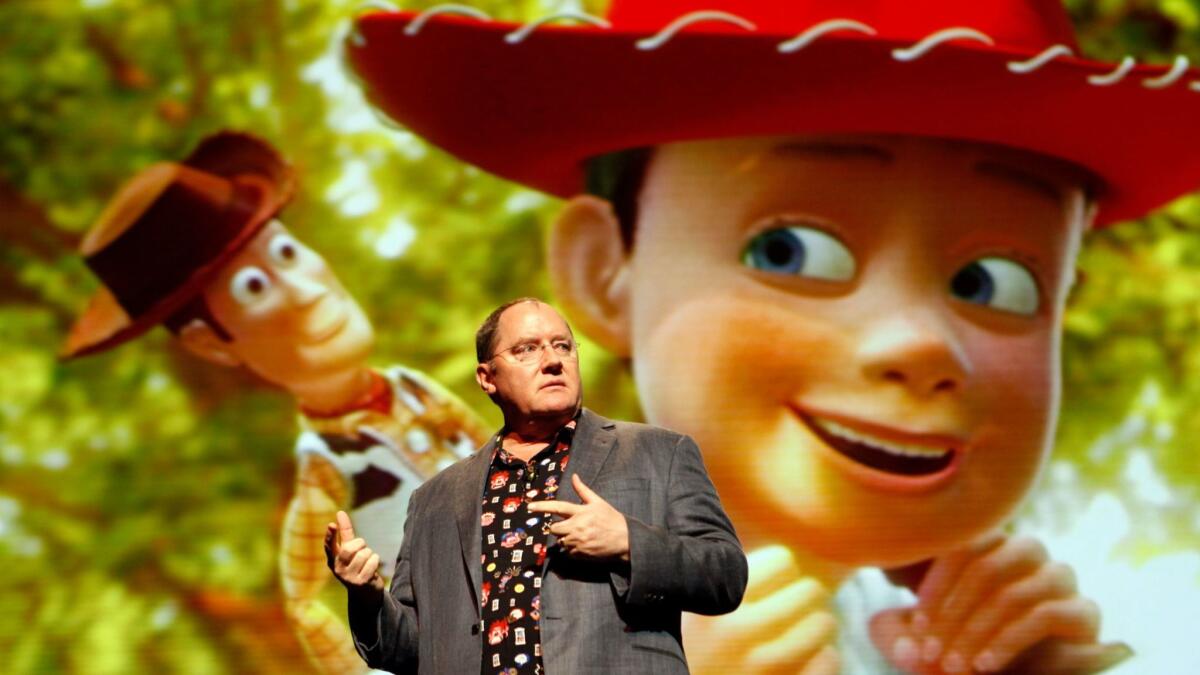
[347,488,421,673]
[613,433,748,615]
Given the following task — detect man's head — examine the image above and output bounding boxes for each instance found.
[173,218,374,391]
[474,299,582,426]
[548,133,1094,566]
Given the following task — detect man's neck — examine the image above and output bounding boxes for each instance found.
[500,408,578,462]
[290,366,379,417]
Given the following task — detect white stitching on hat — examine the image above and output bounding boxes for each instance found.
[892,27,994,62]
[1143,55,1189,89]
[1006,44,1073,74]
[504,11,611,44]
[777,19,876,54]
[1088,56,1135,86]
[405,3,492,36]
[635,10,756,51]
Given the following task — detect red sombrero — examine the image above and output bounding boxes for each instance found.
[346,0,1200,226]
[62,132,294,359]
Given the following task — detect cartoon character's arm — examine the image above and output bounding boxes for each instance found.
[682,545,840,675]
[281,450,370,675]
[869,533,1132,674]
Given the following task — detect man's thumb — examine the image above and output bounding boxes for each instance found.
[336,510,357,541]
[572,473,597,503]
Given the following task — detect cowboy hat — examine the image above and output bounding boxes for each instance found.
[61,132,294,359]
[345,0,1200,226]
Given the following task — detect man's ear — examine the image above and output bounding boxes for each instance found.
[547,195,632,358]
[475,362,496,395]
[176,319,242,367]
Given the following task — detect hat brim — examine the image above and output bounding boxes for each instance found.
[348,12,1200,226]
[61,178,285,359]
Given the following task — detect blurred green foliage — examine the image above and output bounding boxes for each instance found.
[0,0,1197,671]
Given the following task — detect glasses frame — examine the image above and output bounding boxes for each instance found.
[489,338,579,364]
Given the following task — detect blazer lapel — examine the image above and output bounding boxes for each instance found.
[550,408,617,547]
[454,436,495,616]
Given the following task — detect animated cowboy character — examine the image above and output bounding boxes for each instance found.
[61,132,489,675]
[344,0,1200,672]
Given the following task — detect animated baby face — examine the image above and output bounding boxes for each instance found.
[197,219,374,387]
[614,135,1090,567]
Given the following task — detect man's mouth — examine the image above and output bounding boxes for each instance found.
[797,410,957,477]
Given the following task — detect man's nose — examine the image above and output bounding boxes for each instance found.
[540,345,564,372]
[855,315,970,397]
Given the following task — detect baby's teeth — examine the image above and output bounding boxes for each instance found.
[815,418,949,459]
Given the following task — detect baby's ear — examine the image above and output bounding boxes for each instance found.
[546,195,632,357]
[176,319,242,367]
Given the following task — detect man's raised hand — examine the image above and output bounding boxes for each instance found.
[528,474,630,561]
[324,510,386,593]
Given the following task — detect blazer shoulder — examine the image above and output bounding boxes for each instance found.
[606,417,690,453]
[411,445,490,504]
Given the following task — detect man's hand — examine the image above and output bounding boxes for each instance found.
[324,510,386,594]
[528,474,630,561]
[870,533,1132,674]
[683,545,840,675]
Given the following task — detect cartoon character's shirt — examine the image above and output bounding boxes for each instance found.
[479,419,576,674]
[295,365,487,578]
[834,567,914,675]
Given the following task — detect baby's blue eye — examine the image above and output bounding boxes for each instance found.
[741,225,855,281]
[950,257,1039,315]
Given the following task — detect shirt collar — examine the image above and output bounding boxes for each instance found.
[492,411,579,465]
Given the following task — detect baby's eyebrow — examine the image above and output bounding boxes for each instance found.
[771,141,893,164]
[974,160,1062,203]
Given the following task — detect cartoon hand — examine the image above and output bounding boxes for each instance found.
[870,533,1132,674]
[528,474,630,560]
[324,510,386,594]
[683,545,839,675]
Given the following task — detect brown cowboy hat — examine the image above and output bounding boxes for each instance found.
[61,132,294,359]
[346,0,1200,226]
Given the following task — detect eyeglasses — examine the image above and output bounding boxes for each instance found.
[491,339,579,364]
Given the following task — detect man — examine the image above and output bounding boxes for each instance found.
[325,297,747,674]
[62,132,489,674]
[343,0,1200,672]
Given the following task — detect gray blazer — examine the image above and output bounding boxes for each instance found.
[349,408,747,674]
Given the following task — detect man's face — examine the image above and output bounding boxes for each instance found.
[200,219,374,387]
[479,302,582,422]
[626,135,1088,567]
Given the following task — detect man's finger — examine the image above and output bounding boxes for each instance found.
[528,500,583,516]
[338,537,367,565]
[362,552,381,582]
[324,524,339,557]
[572,473,602,504]
[336,510,357,542]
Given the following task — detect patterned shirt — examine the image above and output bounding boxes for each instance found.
[479,419,576,675]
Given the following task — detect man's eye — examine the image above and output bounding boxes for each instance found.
[230,266,272,306]
[552,341,572,354]
[950,257,1039,315]
[268,232,301,267]
[513,344,537,356]
[742,225,855,281]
